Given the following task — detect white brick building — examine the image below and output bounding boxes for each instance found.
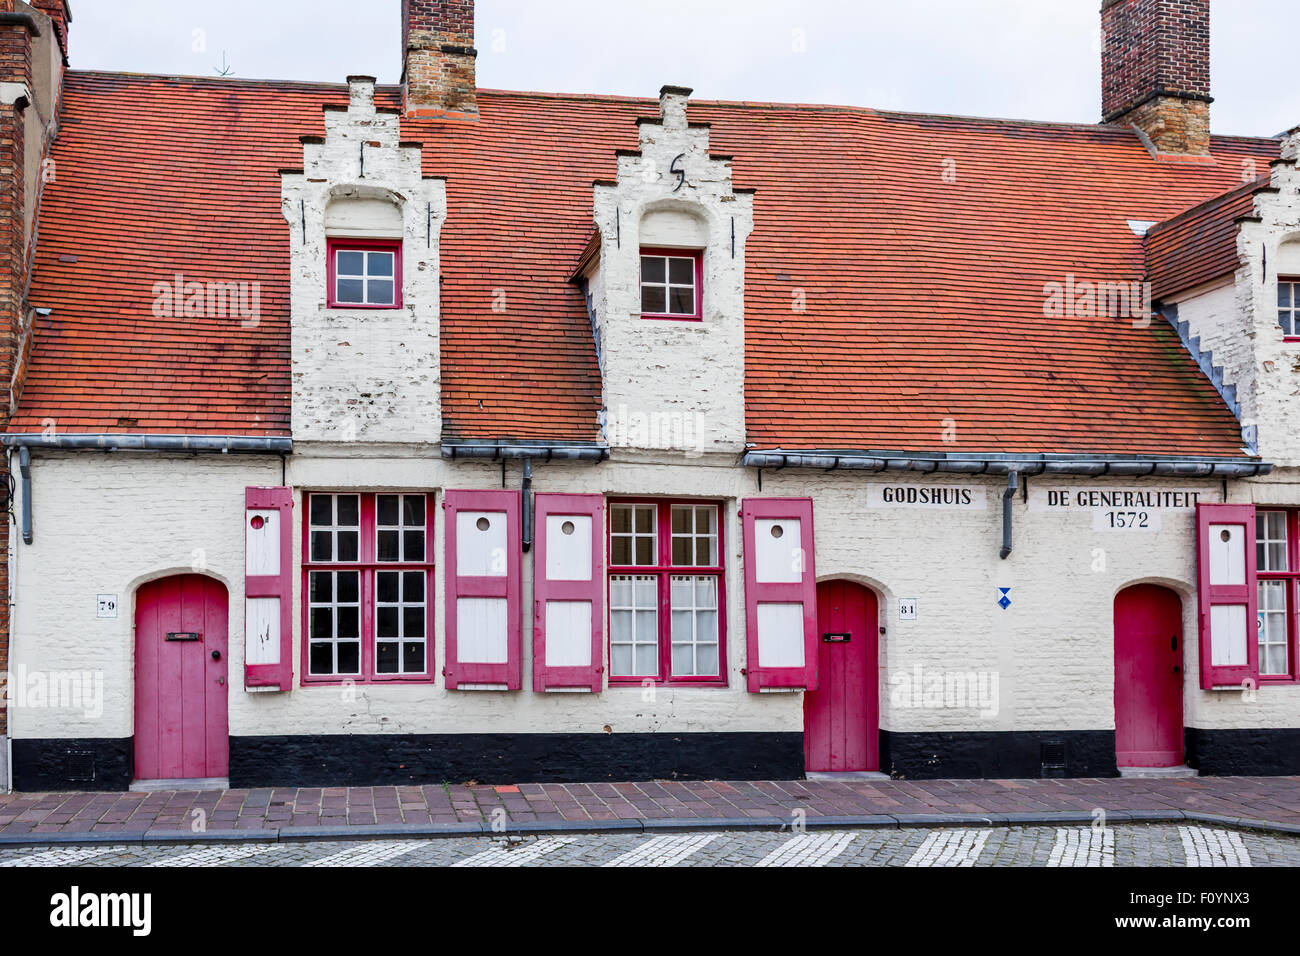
[2,0,1299,791]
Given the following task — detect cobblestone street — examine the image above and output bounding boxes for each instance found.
[5,777,1300,838]
[2,824,1297,868]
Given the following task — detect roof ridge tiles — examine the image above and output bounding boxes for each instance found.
[56,71,1287,147]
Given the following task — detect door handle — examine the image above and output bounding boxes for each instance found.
[1171,635,1178,651]
[1173,666,1181,673]
[211,650,222,661]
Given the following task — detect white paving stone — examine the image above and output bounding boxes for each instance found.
[153,843,284,867]
[905,829,992,867]
[1179,827,1252,867]
[755,831,858,867]
[1048,827,1115,867]
[603,833,720,867]
[302,840,429,867]
[0,844,128,867]
[452,836,576,867]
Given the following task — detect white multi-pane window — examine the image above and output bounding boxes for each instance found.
[376,569,426,675]
[639,250,700,318]
[608,500,725,683]
[671,504,718,566]
[308,568,362,677]
[610,503,656,566]
[1255,510,1295,678]
[1279,280,1300,337]
[670,576,719,676]
[304,492,433,682]
[309,493,360,563]
[610,575,659,677]
[377,494,427,563]
[331,241,400,307]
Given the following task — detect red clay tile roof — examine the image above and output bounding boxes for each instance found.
[1144,176,1273,301]
[10,72,1283,457]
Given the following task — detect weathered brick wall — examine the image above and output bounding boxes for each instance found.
[1101,0,1212,155]
[1122,95,1211,157]
[0,2,66,753]
[1235,161,1300,466]
[0,5,33,743]
[402,0,476,117]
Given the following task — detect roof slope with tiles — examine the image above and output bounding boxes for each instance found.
[1144,175,1274,301]
[10,72,1283,456]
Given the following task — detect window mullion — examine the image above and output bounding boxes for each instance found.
[1291,509,1300,680]
[659,503,671,679]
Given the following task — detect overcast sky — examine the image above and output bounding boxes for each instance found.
[68,0,1296,138]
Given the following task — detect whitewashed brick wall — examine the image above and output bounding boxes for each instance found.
[587,87,753,455]
[10,451,1299,743]
[281,77,446,445]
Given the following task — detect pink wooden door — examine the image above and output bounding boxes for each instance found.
[134,575,230,780]
[1114,584,1184,767]
[804,580,879,772]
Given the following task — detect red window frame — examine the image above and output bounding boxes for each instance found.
[1255,508,1300,683]
[326,237,403,309]
[638,247,703,321]
[300,491,435,685]
[606,497,727,686]
[1280,276,1300,343]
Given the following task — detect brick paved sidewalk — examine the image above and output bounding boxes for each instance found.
[2,776,1299,843]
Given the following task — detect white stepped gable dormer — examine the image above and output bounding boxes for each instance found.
[1233,141,1300,465]
[584,85,755,456]
[281,75,447,445]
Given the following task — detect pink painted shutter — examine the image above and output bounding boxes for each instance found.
[1195,502,1259,689]
[244,486,294,690]
[533,494,604,692]
[444,490,522,690]
[741,497,818,692]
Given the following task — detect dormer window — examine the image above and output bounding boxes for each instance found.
[328,238,402,308]
[1280,278,1300,338]
[640,248,701,319]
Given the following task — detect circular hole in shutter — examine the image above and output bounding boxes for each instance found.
[1220,529,1232,543]
[476,516,491,532]
[770,524,784,539]
[250,515,265,530]
[561,520,575,535]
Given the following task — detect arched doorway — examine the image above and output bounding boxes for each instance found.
[804,580,880,772]
[134,574,230,783]
[1114,584,1184,768]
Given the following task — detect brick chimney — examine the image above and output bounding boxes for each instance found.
[402,0,477,118]
[1101,0,1212,158]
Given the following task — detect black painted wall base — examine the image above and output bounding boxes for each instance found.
[12,737,133,792]
[229,732,806,788]
[13,727,1300,790]
[1185,727,1300,776]
[880,729,1120,780]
